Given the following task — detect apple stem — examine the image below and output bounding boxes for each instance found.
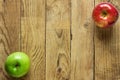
[15,63,20,67]
[102,10,108,17]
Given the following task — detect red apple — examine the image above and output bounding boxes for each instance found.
[92,2,119,28]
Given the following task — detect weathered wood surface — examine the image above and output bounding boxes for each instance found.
[46,0,71,80]
[0,0,21,80]
[70,0,94,80]
[0,0,120,80]
[95,0,120,80]
[21,0,46,80]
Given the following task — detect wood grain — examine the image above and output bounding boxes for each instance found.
[1,0,120,80]
[46,0,71,80]
[0,0,21,80]
[95,0,120,80]
[70,0,94,80]
[21,0,45,80]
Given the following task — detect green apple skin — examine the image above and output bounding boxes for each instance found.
[5,52,30,78]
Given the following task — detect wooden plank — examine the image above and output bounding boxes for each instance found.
[95,0,120,80]
[0,0,21,79]
[70,0,94,80]
[46,0,71,80]
[21,0,45,80]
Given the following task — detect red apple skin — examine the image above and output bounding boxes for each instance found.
[92,2,119,28]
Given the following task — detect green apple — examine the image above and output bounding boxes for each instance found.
[5,52,30,78]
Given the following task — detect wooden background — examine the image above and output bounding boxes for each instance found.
[0,0,120,80]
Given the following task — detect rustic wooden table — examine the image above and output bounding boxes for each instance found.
[0,0,120,80]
